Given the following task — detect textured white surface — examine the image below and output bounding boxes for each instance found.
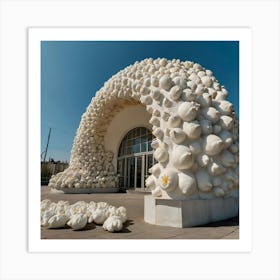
[67,214,88,230]
[40,199,127,231]
[49,58,239,200]
[47,214,69,229]
[103,216,123,232]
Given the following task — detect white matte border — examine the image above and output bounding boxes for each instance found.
[1,1,280,279]
[28,27,252,253]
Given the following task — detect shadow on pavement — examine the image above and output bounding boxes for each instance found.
[119,219,134,233]
[196,216,239,228]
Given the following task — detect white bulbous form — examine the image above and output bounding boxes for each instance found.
[103,216,123,232]
[149,163,161,178]
[145,175,156,189]
[164,126,170,136]
[151,77,159,87]
[154,147,169,163]
[67,214,88,230]
[169,85,182,101]
[42,200,127,232]
[215,91,228,101]
[197,70,206,78]
[220,115,234,130]
[216,100,233,115]
[159,75,174,90]
[140,95,153,105]
[220,150,235,167]
[168,114,182,128]
[201,75,213,87]
[200,119,213,135]
[151,186,162,197]
[213,124,222,134]
[172,145,194,170]
[115,206,127,223]
[196,93,212,107]
[213,186,225,197]
[41,211,56,227]
[196,170,213,192]
[151,138,160,149]
[219,130,233,149]
[47,214,69,229]
[151,89,161,100]
[229,143,239,154]
[153,127,164,139]
[178,172,197,195]
[162,112,170,121]
[183,121,201,139]
[149,116,160,127]
[170,128,186,144]
[153,109,161,117]
[178,102,199,122]
[181,89,196,102]
[159,170,178,192]
[140,86,150,95]
[188,141,202,155]
[195,84,205,95]
[173,76,187,89]
[207,160,226,176]
[163,97,173,108]
[41,199,52,211]
[202,107,220,123]
[91,209,107,224]
[204,134,224,156]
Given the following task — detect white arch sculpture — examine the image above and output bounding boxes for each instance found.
[49,58,239,202]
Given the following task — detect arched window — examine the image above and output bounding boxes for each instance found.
[118,127,153,157]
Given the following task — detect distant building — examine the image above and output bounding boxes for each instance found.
[41,161,69,185]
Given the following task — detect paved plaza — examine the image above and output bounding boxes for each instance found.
[41,186,239,239]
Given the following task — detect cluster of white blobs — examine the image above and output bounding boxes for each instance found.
[41,199,127,232]
[49,58,239,200]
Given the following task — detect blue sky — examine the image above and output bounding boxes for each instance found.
[41,41,239,162]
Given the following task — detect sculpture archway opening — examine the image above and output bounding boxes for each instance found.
[49,57,239,202]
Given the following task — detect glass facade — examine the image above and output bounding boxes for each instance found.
[118,127,153,157]
[117,127,155,190]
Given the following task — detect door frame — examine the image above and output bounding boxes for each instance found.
[118,151,153,190]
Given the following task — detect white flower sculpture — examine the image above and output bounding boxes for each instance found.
[48,58,239,200]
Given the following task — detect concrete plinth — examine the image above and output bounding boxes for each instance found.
[144,195,239,228]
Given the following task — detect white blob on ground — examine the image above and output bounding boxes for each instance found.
[41,200,127,233]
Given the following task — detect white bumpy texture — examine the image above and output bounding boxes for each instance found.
[41,199,127,232]
[48,58,239,200]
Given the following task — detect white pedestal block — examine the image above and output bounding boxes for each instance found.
[144,195,239,228]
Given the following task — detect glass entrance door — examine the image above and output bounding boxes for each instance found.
[135,156,142,188]
[127,157,135,189]
[145,154,154,182]
[117,127,154,190]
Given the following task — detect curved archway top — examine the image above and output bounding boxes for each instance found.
[49,57,239,200]
[118,126,153,157]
